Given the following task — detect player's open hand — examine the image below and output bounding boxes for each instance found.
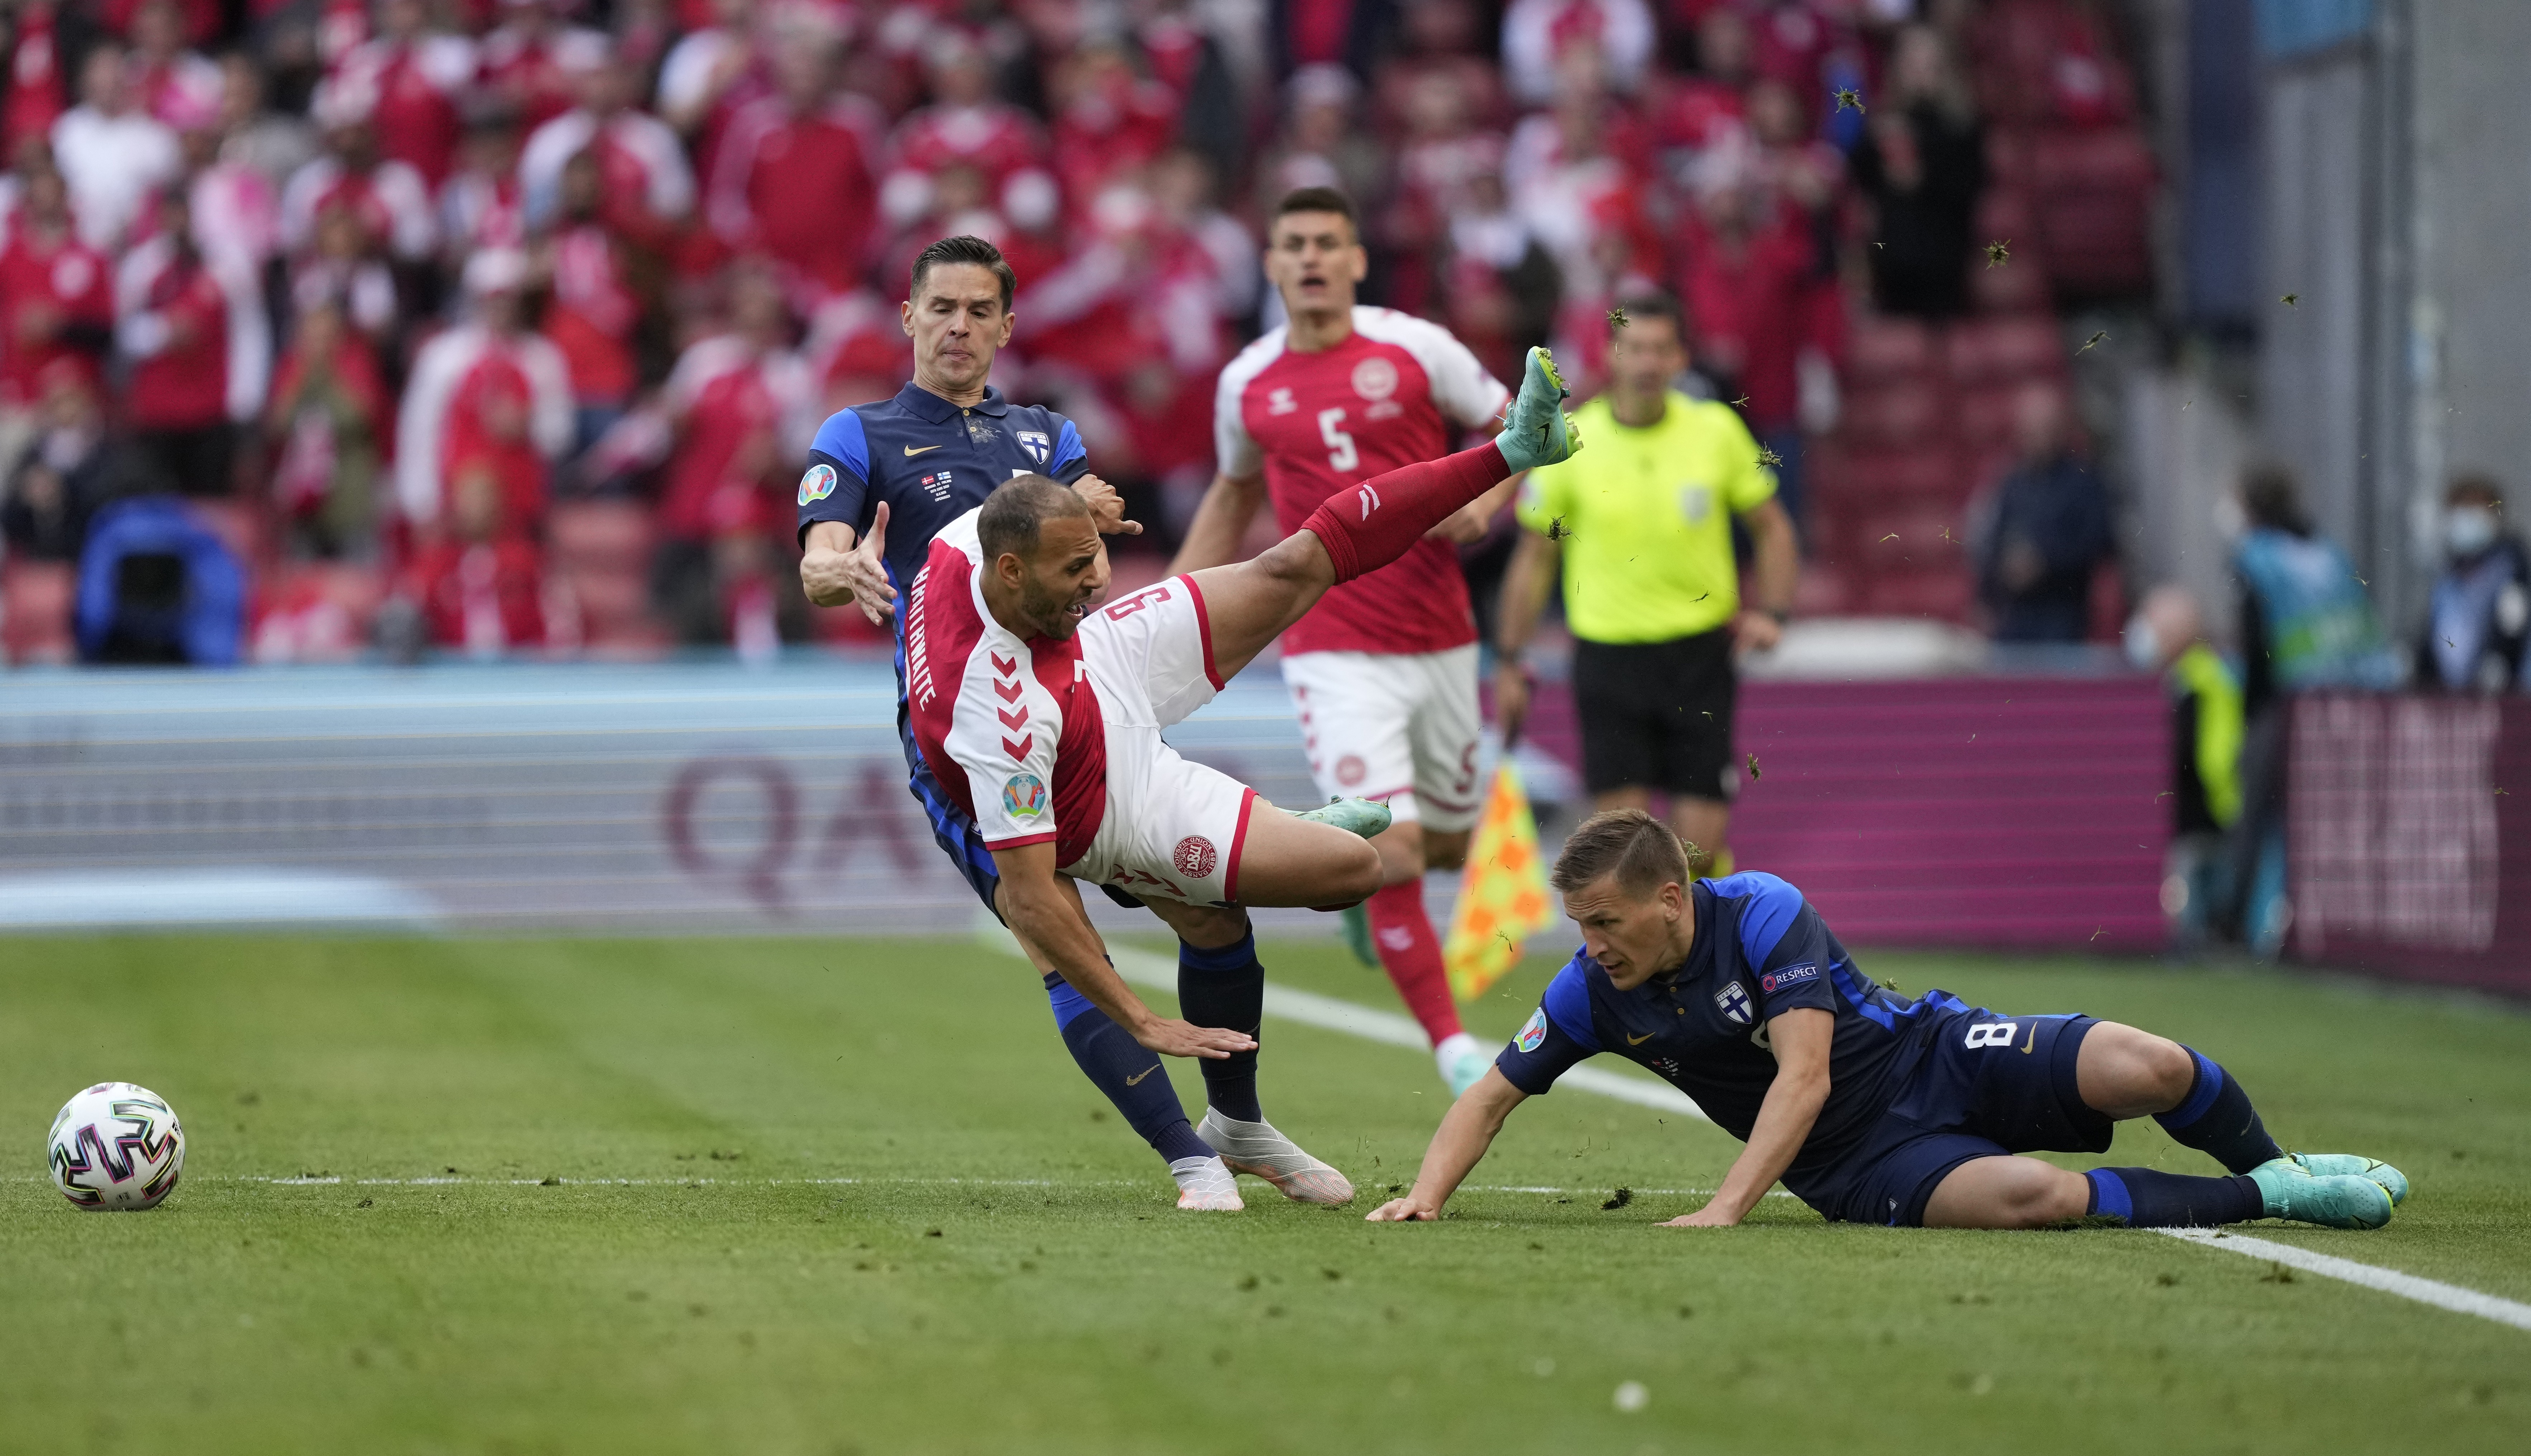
[1731,609,1783,654]
[1424,500,1492,545]
[839,502,897,624]
[1365,1196,1441,1221]
[1072,475,1143,536]
[1132,1016,1256,1060]
[1492,663,1533,749]
[1659,1203,1742,1228]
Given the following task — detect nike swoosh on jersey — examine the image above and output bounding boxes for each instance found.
[1125,1064,1162,1085]
[903,444,944,457]
[1625,1031,1656,1046]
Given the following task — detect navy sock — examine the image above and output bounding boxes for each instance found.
[2084,1167,2261,1227]
[1046,970,1209,1165]
[2153,1047,2284,1174]
[1175,932,1264,1122]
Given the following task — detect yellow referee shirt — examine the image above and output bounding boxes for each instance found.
[1513,391,1776,643]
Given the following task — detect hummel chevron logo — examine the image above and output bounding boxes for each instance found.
[994,680,1024,702]
[1002,734,1033,760]
[991,652,1016,675]
[998,706,1028,729]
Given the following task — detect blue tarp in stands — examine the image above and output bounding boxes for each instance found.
[75,497,245,666]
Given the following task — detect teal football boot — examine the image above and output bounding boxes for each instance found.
[1495,346,1579,473]
[2246,1157,2394,1229]
[2290,1153,2408,1206]
[1296,796,1393,840]
[1338,903,1379,967]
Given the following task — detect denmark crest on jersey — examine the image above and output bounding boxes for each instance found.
[1351,356,1399,402]
[1016,429,1050,466]
[798,462,837,506]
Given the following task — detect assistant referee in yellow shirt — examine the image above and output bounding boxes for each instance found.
[1493,295,1798,877]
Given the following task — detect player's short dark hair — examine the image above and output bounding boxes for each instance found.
[1271,186,1360,241]
[2240,461,2311,537]
[1550,809,1691,900]
[2447,471,2505,509]
[978,474,1091,561]
[1612,292,1683,339]
[910,234,1018,313]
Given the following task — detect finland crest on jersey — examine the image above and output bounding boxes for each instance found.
[1715,981,1753,1026]
[1017,429,1050,466]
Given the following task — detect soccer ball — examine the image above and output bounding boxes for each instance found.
[48,1082,186,1210]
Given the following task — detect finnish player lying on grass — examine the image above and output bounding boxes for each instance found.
[905,347,1579,1211]
[1367,810,2409,1230]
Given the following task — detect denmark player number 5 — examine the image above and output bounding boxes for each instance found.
[1318,408,1357,471]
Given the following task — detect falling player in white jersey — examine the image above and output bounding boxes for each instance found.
[905,346,1577,1209]
[1169,186,1518,1096]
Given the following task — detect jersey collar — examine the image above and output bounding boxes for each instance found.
[896,380,1011,422]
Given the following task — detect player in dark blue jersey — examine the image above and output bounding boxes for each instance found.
[1368,809,2408,1230]
[793,235,1363,1211]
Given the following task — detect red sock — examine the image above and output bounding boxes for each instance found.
[1300,441,1510,582]
[1366,878,1463,1043]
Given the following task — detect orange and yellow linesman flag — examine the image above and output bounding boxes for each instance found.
[1443,763,1559,1001]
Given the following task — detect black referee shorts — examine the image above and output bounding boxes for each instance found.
[1570,631,1737,800]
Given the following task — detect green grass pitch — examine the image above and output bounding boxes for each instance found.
[3,932,2526,1455]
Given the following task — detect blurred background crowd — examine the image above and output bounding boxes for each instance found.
[0,0,2521,692]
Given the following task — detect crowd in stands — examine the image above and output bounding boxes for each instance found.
[0,0,2511,679]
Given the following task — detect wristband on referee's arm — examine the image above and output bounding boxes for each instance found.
[1760,607,1791,626]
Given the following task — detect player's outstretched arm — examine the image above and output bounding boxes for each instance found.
[1166,471,1267,575]
[1366,1066,1528,1221]
[1663,1008,1831,1228]
[799,505,895,622]
[991,842,1257,1061]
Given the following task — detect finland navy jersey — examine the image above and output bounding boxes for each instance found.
[1497,872,1949,1191]
[796,382,1089,590]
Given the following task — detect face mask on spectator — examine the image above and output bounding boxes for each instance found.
[2122,615,2160,672]
[2445,505,2499,559]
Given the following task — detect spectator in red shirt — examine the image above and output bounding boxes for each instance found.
[478,0,601,134]
[281,76,439,266]
[645,262,814,647]
[0,158,114,464]
[114,189,270,496]
[1677,161,1819,529]
[394,247,572,537]
[128,0,223,131]
[266,298,390,559]
[881,32,1051,236]
[706,18,883,300]
[518,32,696,242]
[1047,39,1179,206]
[334,0,477,187]
[437,99,527,266]
[2,0,68,164]
[535,147,657,455]
[655,0,773,189]
[408,461,549,656]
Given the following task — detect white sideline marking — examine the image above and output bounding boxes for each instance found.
[1094,942,1708,1121]
[2155,1228,2531,1332]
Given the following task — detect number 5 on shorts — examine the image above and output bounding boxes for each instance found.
[1963,1021,2019,1049]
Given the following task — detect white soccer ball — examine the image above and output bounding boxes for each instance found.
[48,1082,186,1210]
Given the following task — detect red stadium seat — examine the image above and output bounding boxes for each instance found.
[1812,447,1970,508]
[1,558,76,664]
[1944,316,2067,385]
[1843,317,1941,385]
[1862,568,1976,623]
[1852,500,1968,573]
[1838,378,1955,449]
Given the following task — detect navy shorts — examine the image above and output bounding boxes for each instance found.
[1797,1004,2111,1228]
